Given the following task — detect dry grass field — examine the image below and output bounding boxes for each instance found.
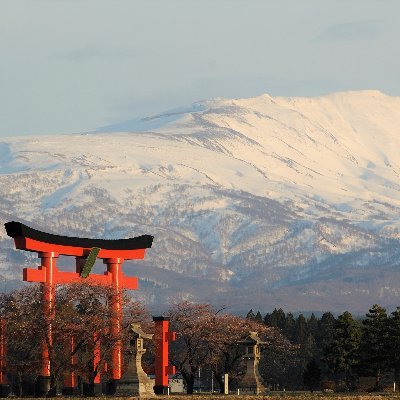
[126,395,400,400]
[21,394,400,400]
[11,392,400,400]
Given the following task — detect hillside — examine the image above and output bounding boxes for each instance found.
[1,90,400,313]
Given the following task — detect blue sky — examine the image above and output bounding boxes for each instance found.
[1,0,399,137]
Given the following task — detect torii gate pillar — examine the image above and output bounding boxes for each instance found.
[37,252,58,393]
[104,258,124,382]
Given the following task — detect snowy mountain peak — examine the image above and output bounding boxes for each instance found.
[1,90,400,312]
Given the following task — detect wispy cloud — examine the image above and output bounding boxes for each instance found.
[52,45,144,62]
[315,20,385,42]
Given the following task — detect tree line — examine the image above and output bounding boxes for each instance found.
[0,284,290,395]
[1,282,399,394]
[247,304,400,391]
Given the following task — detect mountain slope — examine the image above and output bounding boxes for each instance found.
[1,90,400,313]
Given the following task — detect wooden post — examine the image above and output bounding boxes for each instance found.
[153,317,176,394]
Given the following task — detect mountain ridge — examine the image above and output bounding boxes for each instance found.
[1,90,400,313]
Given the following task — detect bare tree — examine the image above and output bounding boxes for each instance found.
[168,301,294,393]
[0,283,151,395]
[168,301,216,393]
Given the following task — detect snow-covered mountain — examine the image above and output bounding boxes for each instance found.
[1,90,400,313]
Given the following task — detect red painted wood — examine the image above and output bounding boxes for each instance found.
[40,252,57,378]
[153,318,176,390]
[14,237,147,260]
[167,365,176,375]
[104,258,123,380]
[23,266,138,289]
[63,336,77,389]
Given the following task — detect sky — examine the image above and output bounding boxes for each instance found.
[0,0,399,137]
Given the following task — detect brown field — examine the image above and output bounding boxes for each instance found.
[150,395,400,400]
[117,395,400,400]
[17,394,400,400]
[140,396,400,400]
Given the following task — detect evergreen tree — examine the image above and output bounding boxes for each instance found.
[303,358,321,392]
[285,312,296,341]
[295,314,308,343]
[274,308,287,331]
[299,334,317,368]
[264,308,286,331]
[307,313,319,338]
[323,311,361,389]
[388,308,400,388]
[255,311,263,322]
[360,304,390,389]
[317,312,336,375]
[263,312,271,325]
[246,309,255,320]
[292,314,316,387]
[318,312,336,349]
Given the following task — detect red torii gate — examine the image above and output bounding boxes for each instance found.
[4,221,153,395]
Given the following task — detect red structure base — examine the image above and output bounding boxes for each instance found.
[0,385,10,398]
[154,385,170,395]
[61,386,77,396]
[36,376,50,396]
[83,382,102,396]
[106,379,119,395]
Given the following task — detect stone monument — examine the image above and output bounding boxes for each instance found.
[115,323,155,397]
[238,331,267,394]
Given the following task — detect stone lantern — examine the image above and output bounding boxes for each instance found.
[116,323,155,397]
[238,331,267,394]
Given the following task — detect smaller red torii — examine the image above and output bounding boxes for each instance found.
[153,317,176,394]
